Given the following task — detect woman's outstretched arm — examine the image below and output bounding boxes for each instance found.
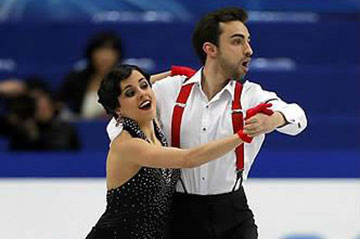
[112,132,244,169]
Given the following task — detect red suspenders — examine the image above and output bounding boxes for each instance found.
[171,83,195,148]
[231,82,245,172]
[171,81,245,175]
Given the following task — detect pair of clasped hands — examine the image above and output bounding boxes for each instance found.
[171,66,275,143]
[237,103,274,143]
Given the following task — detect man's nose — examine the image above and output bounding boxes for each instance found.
[244,41,253,57]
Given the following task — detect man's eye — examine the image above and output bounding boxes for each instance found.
[233,39,242,44]
[125,90,135,97]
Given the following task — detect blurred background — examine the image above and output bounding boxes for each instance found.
[0,0,359,238]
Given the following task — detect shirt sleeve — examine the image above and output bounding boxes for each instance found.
[244,81,307,136]
[152,75,186,106]
[106,117,123,146]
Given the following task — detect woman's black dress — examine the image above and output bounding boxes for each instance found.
[86,118,180,239]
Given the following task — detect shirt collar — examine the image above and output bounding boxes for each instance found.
[182,67,202,86]
[183,67,238,99]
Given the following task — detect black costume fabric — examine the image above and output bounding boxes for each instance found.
[169,188,258,239]
[86,117,180,239]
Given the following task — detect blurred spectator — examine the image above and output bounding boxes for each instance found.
[57,31,122,119]
[0,77,80,151]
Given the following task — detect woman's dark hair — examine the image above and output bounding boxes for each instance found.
[192,7,248,65]
[97,64,151,118]
[85,31,123,72]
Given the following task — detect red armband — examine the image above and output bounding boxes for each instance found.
[237,129,253,143]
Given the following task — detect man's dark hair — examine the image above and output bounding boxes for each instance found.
[97,64,151,118]
[192,7,248,65]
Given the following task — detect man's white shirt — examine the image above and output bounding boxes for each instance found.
[107,69,307,195]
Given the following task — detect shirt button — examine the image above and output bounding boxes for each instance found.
[202,127,206,131]
[202,177,205,180]
[206,105,209,109]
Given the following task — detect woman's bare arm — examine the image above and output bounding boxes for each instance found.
[112,133,243,169]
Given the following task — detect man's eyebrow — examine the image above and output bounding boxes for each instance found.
[230,33,245,39]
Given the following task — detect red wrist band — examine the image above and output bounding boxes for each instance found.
[237,130,253,143]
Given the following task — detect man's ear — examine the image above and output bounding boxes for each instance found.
[203,42,218,59]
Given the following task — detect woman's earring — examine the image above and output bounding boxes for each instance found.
[115,115,123,127]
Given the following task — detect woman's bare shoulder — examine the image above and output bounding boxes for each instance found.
[110,130,145,153]
[108,130,135,164]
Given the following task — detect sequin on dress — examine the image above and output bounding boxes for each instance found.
[86,117,180,239]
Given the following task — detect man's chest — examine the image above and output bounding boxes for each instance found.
[159,93,235,148]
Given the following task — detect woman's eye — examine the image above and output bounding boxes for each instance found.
[140,81,148,89]
[125,90,135,97]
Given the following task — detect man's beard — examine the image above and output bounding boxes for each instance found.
[218,55,244,81]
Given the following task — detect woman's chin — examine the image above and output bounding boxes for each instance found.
[134,112,156,124]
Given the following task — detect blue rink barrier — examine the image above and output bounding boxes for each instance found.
[251,150,360,178]
[0,150,359,178]
[0,151,107,177]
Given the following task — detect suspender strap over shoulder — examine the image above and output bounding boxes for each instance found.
[171,83,195,148]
